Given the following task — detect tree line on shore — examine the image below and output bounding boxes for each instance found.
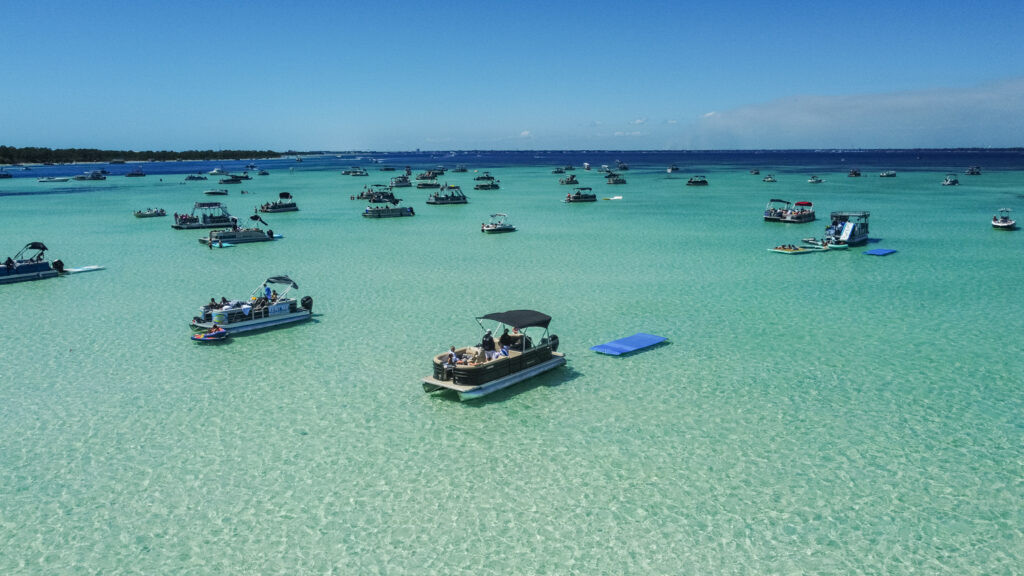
[0,146,282,165]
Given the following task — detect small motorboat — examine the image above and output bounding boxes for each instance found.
[191,327,229,342]
[481,213,516,233]
[134,208,167,218]
[992,208,1016,230]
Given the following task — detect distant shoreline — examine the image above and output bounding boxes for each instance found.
[2,146,1022,167]
[0,146,283,166]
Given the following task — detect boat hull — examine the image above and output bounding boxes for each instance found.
[362,207,414,218]
[195,229,274,242]
[259,204,299,213]
[0,268,59,284]
[780,213,816,223]
[172,221,233,229]
[191,309,311,334]
[423,352,566,400]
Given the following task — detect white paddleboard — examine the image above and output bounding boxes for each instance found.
[64,265,105,274]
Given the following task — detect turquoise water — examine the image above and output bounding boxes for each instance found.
[2,157,1022,574]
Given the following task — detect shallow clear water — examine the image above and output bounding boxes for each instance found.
[2,153,1022,574]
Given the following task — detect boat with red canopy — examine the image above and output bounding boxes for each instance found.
[780,201,816,223]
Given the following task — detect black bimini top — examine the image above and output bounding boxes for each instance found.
[265,275,298,289]
[479,310,552,329]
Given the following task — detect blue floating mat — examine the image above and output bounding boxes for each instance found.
[864,248,897,256]
[591,333,667,356]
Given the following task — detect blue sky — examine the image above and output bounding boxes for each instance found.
[3,0,1022,150]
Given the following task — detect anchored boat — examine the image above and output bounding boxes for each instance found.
[362,204,415,218]
[825,211,870,246]
[190,276,312,334]
[422,309,565,400]
[781,201,815,223]
[426,185,468,205]
[258,192,299,213]
[172,202,235,229]
[481,213,516,233]
[992,208,1016,230]
[1,242,64,284]
[564,187,596,203]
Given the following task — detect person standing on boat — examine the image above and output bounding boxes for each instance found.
[264,284,272,301]
[481,330,497,360]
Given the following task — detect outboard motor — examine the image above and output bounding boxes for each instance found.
[301,296,313,312]
[52,259,64,273]
[549,334,559,352]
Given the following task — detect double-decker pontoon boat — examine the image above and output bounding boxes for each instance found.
[172,202,235,229]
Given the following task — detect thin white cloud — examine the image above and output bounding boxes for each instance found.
[631,118,646,125]
[519,130,532,138]
[614,131,646,137]
[685,78,1024,148]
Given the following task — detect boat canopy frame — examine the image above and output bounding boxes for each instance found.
[14,242,48,260]
[247,275,299,301]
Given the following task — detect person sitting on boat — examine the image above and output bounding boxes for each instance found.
[445,346,459,366]
[499,328,513,349]
[207,297,217,309]
[207,323,223,334]
[481,330,497,360]
[4,257,13,270]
